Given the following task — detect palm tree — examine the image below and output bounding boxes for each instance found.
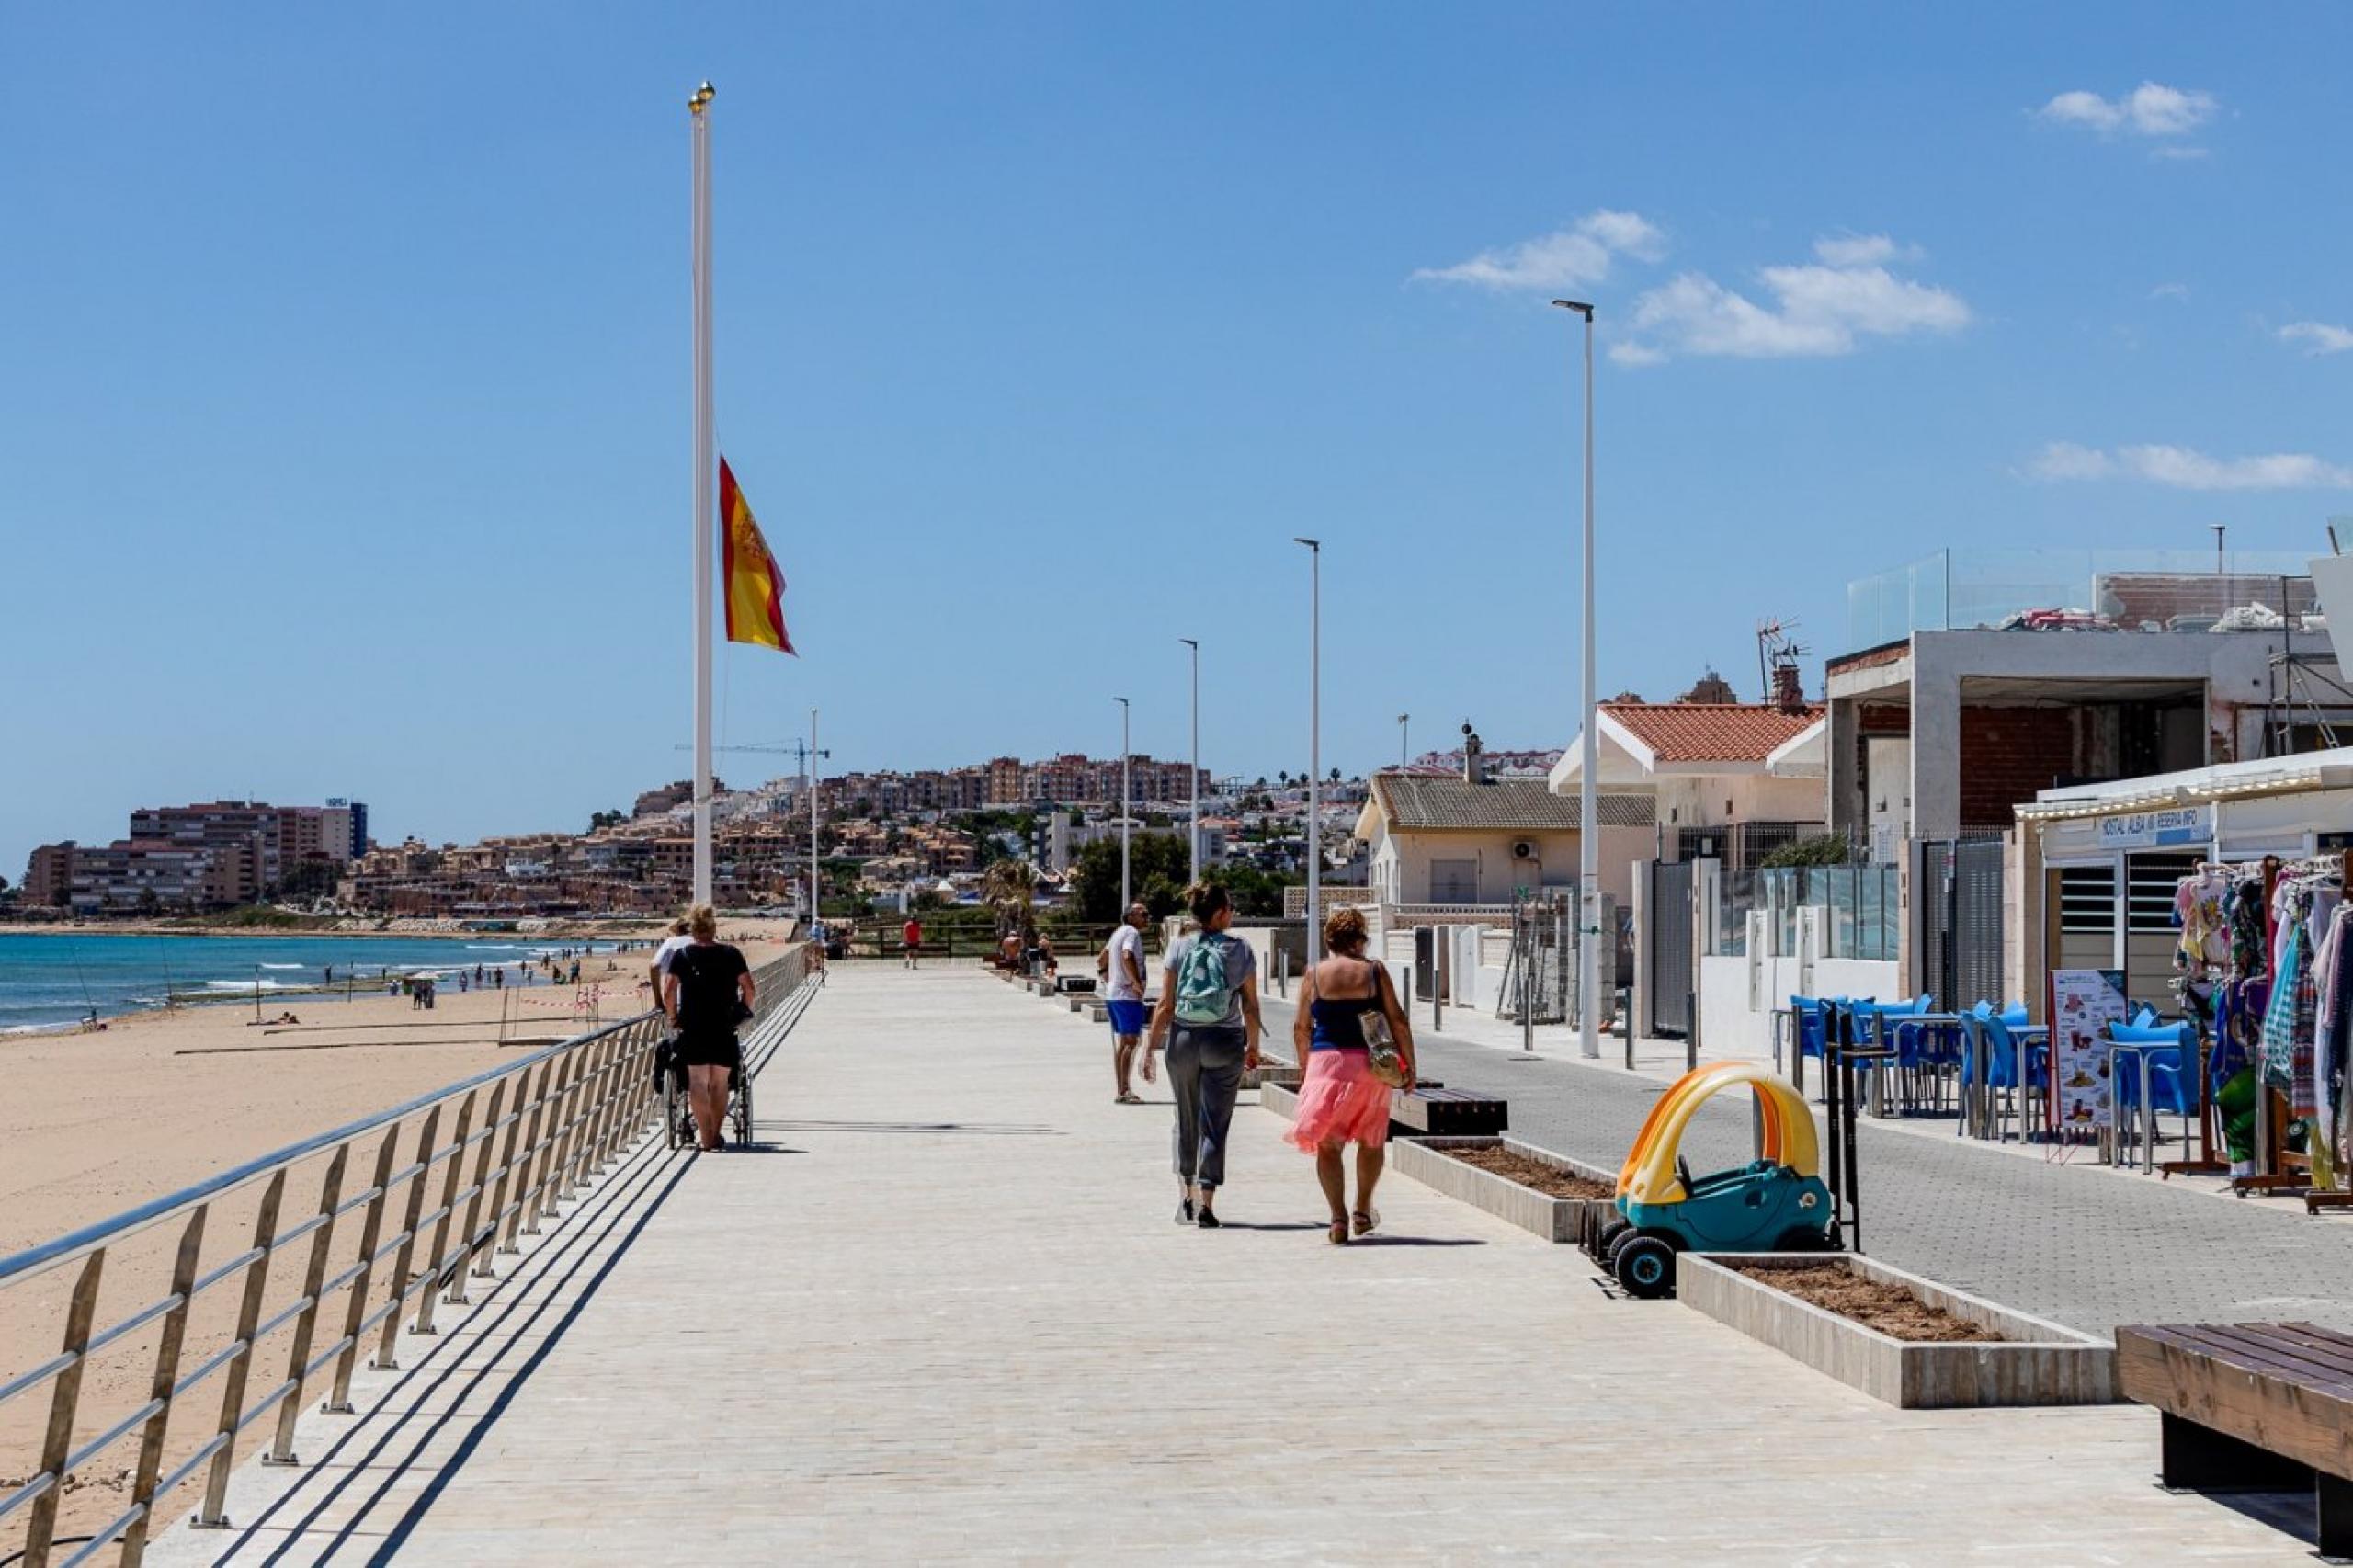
[981,858,1040,940]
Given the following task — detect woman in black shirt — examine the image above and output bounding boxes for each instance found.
[662,904,756,1151]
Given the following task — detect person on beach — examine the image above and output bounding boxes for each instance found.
[1286,906,1415,1244]
[650,916,690,996]
[1145,882,1261,1228]
[662,903,756,1152]
[902,915,924,969]
[1099,902,1152,1104]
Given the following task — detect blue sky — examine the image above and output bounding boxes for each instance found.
[6,4,2351,874]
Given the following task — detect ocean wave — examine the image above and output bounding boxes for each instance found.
[258,962,307,971]
[199,978,301,992]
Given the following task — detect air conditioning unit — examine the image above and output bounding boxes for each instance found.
[1510,839,1539,861]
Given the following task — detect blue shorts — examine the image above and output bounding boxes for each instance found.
[1106,999,1148,1037]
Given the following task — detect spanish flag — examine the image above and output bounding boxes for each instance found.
[719,457,795,654]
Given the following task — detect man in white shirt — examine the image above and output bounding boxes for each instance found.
[649,917,691,1021]
[1099,903,1152,1104]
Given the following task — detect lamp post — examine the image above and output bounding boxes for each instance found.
[1552,298,1600,1062]
[1116,696,1131,914]
[1179,640,1200,884]
[1398,713,1410,770]
[1294,538,1322,960]
[809,707,822,928]
[688,81,718,907]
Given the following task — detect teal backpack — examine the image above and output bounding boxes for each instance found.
[1174,935,1232,1025]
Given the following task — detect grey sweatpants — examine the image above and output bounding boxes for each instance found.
[1166,1026,1246,1190]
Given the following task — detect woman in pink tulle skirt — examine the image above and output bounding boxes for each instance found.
[1286,906,1416,1244]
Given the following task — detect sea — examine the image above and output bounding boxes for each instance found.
[0,933,622,1034]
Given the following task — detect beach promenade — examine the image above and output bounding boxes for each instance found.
[141,965,2319,1564]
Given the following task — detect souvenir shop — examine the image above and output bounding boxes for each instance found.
[2012,753,2353,1196]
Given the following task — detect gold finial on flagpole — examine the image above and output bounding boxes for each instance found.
[689,81,716,114]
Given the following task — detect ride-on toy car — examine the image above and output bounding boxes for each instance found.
[1590,1062,1836,1299]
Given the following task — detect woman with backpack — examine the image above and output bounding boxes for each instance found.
[1286,905,1415,1244]
[662,903,756,1152]
[1145,882,1261,1227]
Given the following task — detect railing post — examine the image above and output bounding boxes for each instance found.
[372,1108,440,1371]
[412,1092,476,1337]
[574,1037,621,1179]
[21,1251,105,1568]
[198,1169,288,1528]
[267,1142,349,1464]
[540,1051,588,1219]
[324,1126,403,1413]
[566,1039,619,1193]
[482,1071,535,1269]
[506,1061,559,1244]
[446,1082,505,1305]
[119,1210,206,1566]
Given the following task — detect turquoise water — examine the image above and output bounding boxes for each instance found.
[0,933,621,1032]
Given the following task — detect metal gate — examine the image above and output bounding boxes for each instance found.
[1917,838,2005,1011]
[1647,859,1695,1038]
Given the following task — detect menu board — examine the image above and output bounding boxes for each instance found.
[2047,969,2127,1135]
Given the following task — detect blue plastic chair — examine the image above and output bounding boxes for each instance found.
[1959,1014,2047,1142]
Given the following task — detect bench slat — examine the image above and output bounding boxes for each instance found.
[2117,1327,2353,1483]
[2212,1325,2353,1388]
[2175,1326,2353,1398]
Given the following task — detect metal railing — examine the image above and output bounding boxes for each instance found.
[0,945,816,1568]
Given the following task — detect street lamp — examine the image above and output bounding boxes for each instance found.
[1179,640,1200,884]
[1115,696,1131,914]
[1552,298,1600,1062]
[1294,537,1322,961]
[1398,712,1410,771]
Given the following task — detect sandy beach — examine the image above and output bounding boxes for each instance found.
[0,921,796,1544]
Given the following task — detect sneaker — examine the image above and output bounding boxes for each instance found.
[1196,1208,1222,1230]
[1175,1198,1195,1224]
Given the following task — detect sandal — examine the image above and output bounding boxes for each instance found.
[1352,1209,1380,1237]
[1115,1091,1142,1105]
[1327,1219,1350,1245]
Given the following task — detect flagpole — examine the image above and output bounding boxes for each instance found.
[689,81,717,908]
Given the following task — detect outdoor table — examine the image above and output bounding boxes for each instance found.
[1889,1013,1965,1116]
[1961,1022,2048,1142]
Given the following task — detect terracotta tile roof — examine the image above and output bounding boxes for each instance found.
[1601,702,1824,764]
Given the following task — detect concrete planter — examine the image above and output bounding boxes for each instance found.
[1258,1080,1300,1119]
[1678,1254,2118,1409]
[1389,1137,1613,1244]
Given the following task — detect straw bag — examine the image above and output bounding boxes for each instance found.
[1362,962,1407,1088]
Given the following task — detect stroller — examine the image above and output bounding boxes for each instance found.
[656,1032,753,1151]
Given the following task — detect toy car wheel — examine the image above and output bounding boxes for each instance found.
[664,1074,691,1152]
[1613,1235,1677,1299]
[1603,1226,1640,1270]
[1593,1218,1631,1259]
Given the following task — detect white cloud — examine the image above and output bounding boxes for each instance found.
[2280,321,2353,356]
[2151,144,2211,161]
[2037,81,2219,137]
[1608,342,1667,368]
[1812,233,1916,267]
[2149,282,2191,301]
[1617,236,1967,361]
[2029,440,2353,490]
[1412,210,1665,292]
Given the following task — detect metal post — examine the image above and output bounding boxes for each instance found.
[267,1142,349,1463]
[493,1064,549,1258]
[1432,929,1446,1031]
[1552,298,1600,1060]
[198,1169,288,1526]
[445,1081,506,1304]
[1117,696,1131,912]
[810,708,822,926]
[689,80,717,905]
[1295,537,1322,961]
[23,1253,106,1566]
[1181,638,1200,883]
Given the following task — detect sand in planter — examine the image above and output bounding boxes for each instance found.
[1733,1261,2000,1344]
[1440,1145,1614,1200]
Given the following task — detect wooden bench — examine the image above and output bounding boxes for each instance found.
[2115,1323,2353,1557]
[1390,1086,1506,1139]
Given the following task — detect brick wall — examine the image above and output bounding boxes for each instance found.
[1958,707,2080,827]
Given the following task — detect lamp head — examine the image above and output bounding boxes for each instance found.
[688,81,716,113]
[1292,536,1320,551]
[1551,299,1595,317]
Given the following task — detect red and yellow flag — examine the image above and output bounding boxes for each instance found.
[719,457,795,654]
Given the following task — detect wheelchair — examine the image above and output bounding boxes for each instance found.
[658,1034,753,1151]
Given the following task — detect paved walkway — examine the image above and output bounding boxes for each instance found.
[1296,995,2353,1337]
[157,968,2319,1563]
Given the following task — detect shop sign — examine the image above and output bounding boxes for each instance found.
[2094,806,2210,850]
